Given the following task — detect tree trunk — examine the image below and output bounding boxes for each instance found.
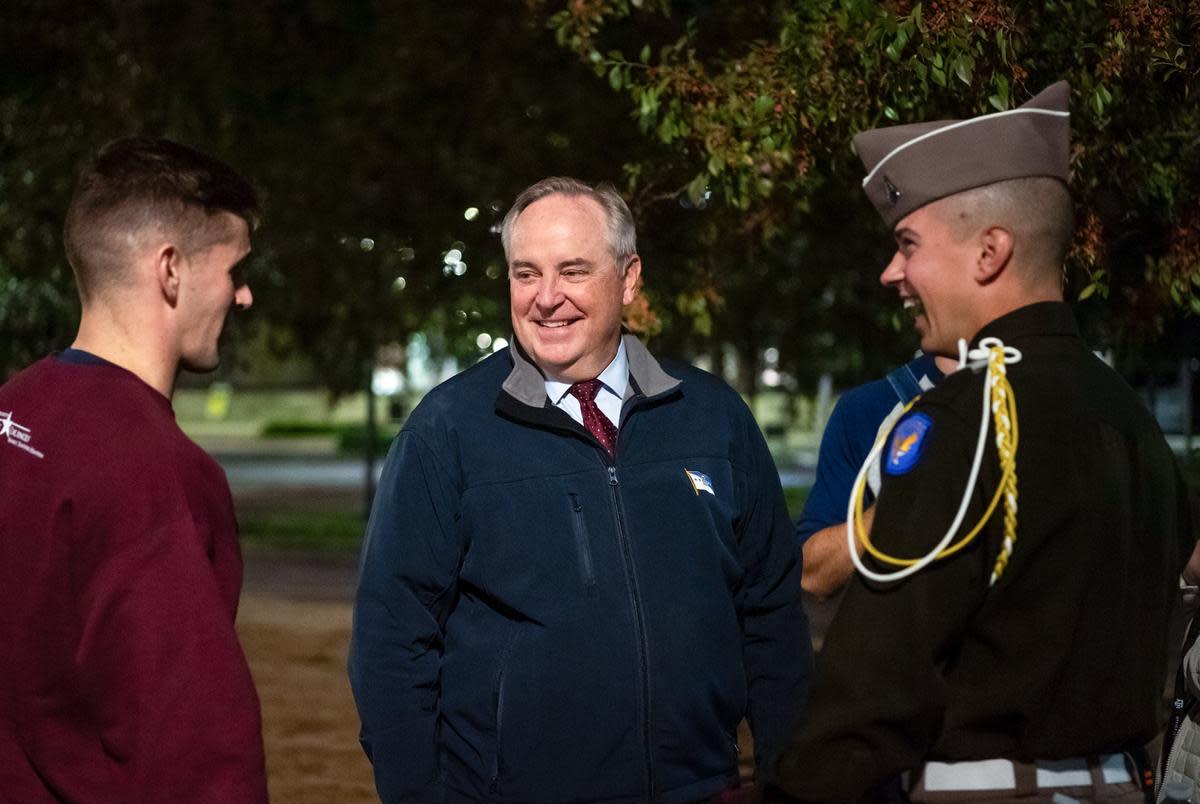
[363,357,378,520]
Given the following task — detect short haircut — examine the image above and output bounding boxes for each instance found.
[63,137,260,303]
[937,177,1074,282]
[500,177,637,273]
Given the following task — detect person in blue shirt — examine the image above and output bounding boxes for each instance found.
[797,352,955,598]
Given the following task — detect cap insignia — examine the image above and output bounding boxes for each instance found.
[884,176,902,204]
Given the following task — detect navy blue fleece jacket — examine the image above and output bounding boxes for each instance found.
[349,335,811,803]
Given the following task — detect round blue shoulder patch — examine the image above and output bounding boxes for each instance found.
[884,412,934,476]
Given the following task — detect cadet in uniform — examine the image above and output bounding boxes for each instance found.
[765,82,1192,802]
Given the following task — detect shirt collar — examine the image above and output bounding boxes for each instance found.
[544,338,629,405]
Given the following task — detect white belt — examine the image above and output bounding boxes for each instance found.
[920,754,1132,792]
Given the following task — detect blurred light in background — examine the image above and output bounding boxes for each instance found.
[371,367,403,396]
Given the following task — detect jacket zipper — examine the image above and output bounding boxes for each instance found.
[607,464,656,800]
[1162,709,1188,794]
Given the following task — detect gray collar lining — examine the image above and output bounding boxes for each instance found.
[501,332,680,408]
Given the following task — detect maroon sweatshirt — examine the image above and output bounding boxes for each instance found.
[0,355,267,802]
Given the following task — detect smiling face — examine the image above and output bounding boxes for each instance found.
[508,193,641,383]
[879,199,983,357]
[177,212,253,373]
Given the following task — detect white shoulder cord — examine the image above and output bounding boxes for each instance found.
[846,337,1022,585]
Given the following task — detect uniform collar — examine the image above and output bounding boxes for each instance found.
[971,301,1079,348]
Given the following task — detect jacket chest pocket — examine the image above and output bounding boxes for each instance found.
[567,492,596,588]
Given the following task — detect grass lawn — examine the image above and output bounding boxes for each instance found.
[240,510,366,554]
[239,485,813,554]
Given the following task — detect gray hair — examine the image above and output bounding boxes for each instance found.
[500,177,638,273]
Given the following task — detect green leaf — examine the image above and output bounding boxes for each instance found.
[931,65,947,86]
[686,174,708,205]
[640,44,651,64]
[639,88,659,118]
[1078,283,1097,301]
[609,65,624,91]
[988,94,1005,111]
[994,72,1010,107]
[883,105,899,121]
[954,55,973,86]
[656,116,676,143]
[887,29,909,63]
[707,153,724,176]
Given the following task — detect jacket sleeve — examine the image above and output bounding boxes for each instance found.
[794,397,857,544]
[349,426,465,802]
[765,403,990,802]
[736,408,814,769]
[73,499,267,802]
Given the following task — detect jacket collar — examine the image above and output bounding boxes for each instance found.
[501,331,680,410]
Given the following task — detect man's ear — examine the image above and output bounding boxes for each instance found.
[975,226,1014,285]
[156,245,183,306]
[621,255,642,306]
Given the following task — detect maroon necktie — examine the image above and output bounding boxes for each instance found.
[569,379,618,456]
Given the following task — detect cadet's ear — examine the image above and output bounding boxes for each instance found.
[975,226,1014,284]
[156,244,183,306]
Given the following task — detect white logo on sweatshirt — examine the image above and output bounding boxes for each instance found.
[0,410,44,459]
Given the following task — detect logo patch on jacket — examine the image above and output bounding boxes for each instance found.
[0,410,44,459]
[884,412,932,476]
[685,469,715,496]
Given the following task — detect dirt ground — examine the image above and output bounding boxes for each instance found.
[237,552,377,803]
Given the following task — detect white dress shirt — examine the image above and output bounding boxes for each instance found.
[544,339,627,428]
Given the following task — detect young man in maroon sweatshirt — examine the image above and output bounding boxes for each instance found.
[0,138,268,802]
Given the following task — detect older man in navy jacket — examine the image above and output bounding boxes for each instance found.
[349,176,811,802]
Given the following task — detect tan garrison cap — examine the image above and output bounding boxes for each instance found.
[854,81,1071,228]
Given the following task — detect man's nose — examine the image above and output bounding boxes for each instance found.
[234,284,253,310]
[880,252,904,288]
[534,276,562,309]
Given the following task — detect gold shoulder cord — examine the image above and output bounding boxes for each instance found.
[850,341,1020,586]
